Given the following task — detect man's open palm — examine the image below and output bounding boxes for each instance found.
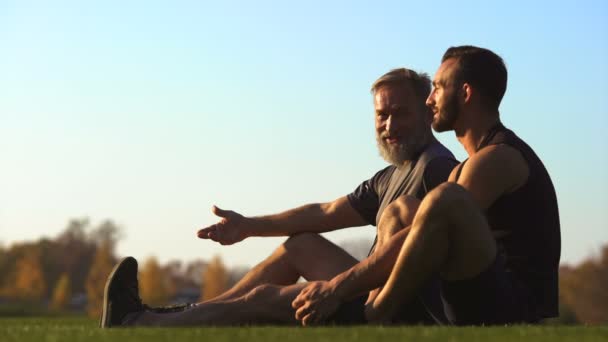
[197,206,247,245]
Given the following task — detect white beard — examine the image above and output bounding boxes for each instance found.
[376,129,429,168]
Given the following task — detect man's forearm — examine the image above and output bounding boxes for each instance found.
[246,202,347,237]
[329,227,410,300]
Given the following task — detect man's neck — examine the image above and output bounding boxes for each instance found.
[455,114,500,157]
[397,134,437,169]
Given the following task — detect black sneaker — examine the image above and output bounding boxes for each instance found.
[100,257,145,328]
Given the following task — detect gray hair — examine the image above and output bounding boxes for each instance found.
[371,68,431,107]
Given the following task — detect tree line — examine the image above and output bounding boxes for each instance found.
[0,218,247,317]
[557,245,608,324]
[0,218,606,324]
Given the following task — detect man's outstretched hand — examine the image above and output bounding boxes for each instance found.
[292,281,342,326]
[197,205,248,245]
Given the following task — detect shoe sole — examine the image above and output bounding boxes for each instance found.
[100,256,137,328]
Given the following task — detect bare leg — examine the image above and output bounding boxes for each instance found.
[367,195,419,304]
[367,183,497,322]
[376,195,419,246]
[210,233,358,302]
[131,198,419,327]
[132,283,306,326]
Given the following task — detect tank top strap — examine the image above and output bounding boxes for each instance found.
[477,122,507,152]
[454,159,468,182]
[456,123,508,182]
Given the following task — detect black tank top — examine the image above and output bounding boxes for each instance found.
[456,123,561,319]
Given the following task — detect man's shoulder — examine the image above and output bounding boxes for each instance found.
[419,140,458,168]
[418,141,459,194]
[471,144,526,170]
[422,140,455,159]
[365,165,397,188]
[462,144,529,199]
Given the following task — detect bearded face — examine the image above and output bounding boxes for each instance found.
[374,84,432,168]
[376,121,429,166]
[431,87,460,133]
[427,59,464,133]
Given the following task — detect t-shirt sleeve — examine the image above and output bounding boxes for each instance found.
[346,167,391,226]
[420,156,459,196]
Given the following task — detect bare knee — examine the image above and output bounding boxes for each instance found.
[428,181,467,198]
[378,195,420,231]
[283,232,323,255]
[417,183,496,280]
[391,195,420,222]
[412,182,479,236]
[422,182,472,214]
[282,233,356,280]
[267,233,321,261]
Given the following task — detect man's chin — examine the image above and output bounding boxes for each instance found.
[378,144,417,167]
[432,118,453,133]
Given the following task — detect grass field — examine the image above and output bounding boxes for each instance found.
[1,317,607,342]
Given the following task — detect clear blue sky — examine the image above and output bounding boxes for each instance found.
[1,0,607,268]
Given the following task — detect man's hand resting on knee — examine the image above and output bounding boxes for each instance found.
[292,281,343,326]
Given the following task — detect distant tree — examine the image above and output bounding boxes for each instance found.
[89,220,123,253]
[560,245,608,324]
[50,273,71,311]
[161,260,184,297]
[201,255,228,301]
[0,217,122,314]
[12,250,47,301]
[227,266,249,289]
[140,256,171,306]
[53,218,96,295]
[85,242,115,318]
[185,259,207,286]
[58,218,90,245]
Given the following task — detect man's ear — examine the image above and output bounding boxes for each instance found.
[461,83,472,104]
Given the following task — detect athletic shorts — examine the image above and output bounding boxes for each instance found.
[327,277,446,325]
[329,253,538,326]
[326,294,367,325]
[437,253,537,325]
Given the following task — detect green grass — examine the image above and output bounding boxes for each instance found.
[0,317,606,342]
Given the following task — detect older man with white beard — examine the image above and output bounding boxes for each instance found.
[101,68,458,327]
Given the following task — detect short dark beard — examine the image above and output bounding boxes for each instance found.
[432,91,460,132]
[376,127,429,167]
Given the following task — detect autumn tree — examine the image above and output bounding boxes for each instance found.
[85,242,115,318]
[12,250,47,301]
[51,272,71,311]
[185,259,207,287]
[161,260,184,298]
[560,245,608,324]
[139,256,171,306]
[52,218,97,295]
[201,255,228,301]
[90,220,123,254]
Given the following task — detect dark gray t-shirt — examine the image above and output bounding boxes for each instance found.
[347,141,458,227]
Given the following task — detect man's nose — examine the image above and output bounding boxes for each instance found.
[425,89,435,107]
[425,92,434,107]
[385,115,394,134]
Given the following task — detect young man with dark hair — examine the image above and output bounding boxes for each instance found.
[321,45,560,325]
